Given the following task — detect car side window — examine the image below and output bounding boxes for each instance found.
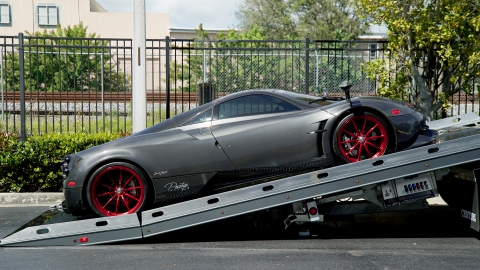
[183,108,213,126]
[217,95,300,120]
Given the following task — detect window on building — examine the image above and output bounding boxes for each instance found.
[0,4,10,24]
[37,5,58,26]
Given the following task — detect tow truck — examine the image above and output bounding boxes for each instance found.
[1,113,480,246]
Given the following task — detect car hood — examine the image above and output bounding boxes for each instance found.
[74,127,195,160]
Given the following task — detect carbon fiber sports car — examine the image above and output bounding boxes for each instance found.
[61,86,436,217]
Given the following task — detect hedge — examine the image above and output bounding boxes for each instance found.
[0,132,124,192]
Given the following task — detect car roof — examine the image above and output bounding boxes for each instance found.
[138,89,330,132]
[213,89,318,109]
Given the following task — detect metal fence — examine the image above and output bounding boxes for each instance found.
[168,38,385,96]
[0,35,135,136]
[0,35,477,136]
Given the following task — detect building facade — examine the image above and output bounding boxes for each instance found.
[0,0,170,39]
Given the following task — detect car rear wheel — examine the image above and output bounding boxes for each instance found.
[333,112,389,163]
[86,162,149,217]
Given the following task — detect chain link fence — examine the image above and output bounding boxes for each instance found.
[310,40,387,97]
[169,39,385,97]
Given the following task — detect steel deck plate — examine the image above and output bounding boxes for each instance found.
[427,112,480,130]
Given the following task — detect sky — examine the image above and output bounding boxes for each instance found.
[95,0,239,29]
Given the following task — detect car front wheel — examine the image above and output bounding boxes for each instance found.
[86,162,149,217]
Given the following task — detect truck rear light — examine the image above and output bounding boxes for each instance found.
[79,237,88,243]
[306,201,321,222]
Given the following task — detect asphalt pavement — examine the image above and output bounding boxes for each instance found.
[1,205,480,270]
[0,206,49,239]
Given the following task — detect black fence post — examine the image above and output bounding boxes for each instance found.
[165,36,170,119]
[305,38,310,94]
[18,33,26,142]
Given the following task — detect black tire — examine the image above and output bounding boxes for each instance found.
[437,173,476,211]
[333,111,390,163]
[86,162,150,217]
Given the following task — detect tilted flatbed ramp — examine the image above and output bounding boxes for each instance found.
[2,116,480,246]
[426,112,480,130]
[1,211,142,246]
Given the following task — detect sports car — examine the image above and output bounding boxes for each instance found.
[61,86,436,217]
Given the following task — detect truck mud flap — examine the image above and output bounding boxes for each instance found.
[0,210,142,246]
[461,170,480,232]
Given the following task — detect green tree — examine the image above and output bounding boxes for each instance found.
[355,0,480,119]
[235,0,368,40]
[4,22,130,93]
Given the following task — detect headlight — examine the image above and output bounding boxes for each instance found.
[61,155,82,180]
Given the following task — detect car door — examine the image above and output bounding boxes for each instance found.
[173,107,236,175]
[210,94,321,169]
[143,107,236,200]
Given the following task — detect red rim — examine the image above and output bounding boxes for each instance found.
[336,115,388,162]
[90,165,145,216]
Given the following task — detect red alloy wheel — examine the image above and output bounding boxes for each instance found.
[336,114,388,163]
[89,165,146,216]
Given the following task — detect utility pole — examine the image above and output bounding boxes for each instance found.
[132,0,147,133]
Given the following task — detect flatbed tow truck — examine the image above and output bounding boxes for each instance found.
[2,113,480,246]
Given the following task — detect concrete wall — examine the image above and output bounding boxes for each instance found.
[86,12,170,39]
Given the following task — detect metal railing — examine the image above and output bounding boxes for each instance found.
[0,35,477,136]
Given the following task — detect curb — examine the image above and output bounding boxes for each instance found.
[0,192,449,207]
[0,193,64,206]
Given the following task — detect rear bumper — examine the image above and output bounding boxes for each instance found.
[404,128,438,150]
[389,112,427,150]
